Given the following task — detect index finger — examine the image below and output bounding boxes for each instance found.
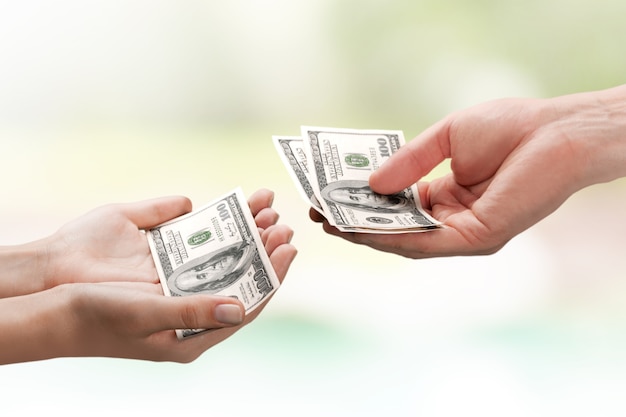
[248,189,275,217]
[369,118,452,194]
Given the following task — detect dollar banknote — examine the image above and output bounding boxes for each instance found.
[274,126,442,233]
[272,136,323,214]
[146,188,280,339]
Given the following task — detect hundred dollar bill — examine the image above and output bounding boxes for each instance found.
[301,126,441,233]
[146,188,280,339]
[272,135,323,214]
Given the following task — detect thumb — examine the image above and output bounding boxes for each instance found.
[141,295,245,334]
[120,196,193,230]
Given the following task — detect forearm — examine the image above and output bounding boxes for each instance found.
[0,240,50,298]
[0,285,72,364]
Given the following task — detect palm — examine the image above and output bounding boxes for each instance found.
[427,174,487,236]
[47,205,162,288]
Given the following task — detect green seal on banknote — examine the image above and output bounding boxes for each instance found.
[187,229,212,246]
[344,153,370,168]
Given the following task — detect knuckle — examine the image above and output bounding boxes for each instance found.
[179,302,203,330]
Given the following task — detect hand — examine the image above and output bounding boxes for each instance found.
[0,282,246,363]
[65,200,295,364]
[41,189,295,292]
[311,86,626,258]
[62,189,295,363]
[0,189,296,363]
[0,196,191,298]
[37,196,193,295]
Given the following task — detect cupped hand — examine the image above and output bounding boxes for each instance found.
[42,189,296,362]
[42,196,193,292]
[45,189,295,288]
[60,218,296,363]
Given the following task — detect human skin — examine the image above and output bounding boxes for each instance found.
[311,84,626,258]
[0,189,297,364]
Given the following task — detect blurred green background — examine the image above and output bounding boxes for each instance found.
[1,1,626,416]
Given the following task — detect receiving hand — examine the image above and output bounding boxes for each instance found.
[0,189,296,364]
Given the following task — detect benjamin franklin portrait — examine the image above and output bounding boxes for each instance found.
[167,239,255,296]
[320,179,415,213]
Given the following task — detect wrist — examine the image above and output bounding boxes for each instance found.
[591,85,626,182]
[0,239,51,298]
[0,285,74,364]
[551,85,626,188]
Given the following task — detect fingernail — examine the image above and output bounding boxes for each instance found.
[214,304,244,325]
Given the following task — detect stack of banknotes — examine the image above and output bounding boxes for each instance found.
[146,188,280,339]
[145,128,442,337]
[273,126,442,234]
